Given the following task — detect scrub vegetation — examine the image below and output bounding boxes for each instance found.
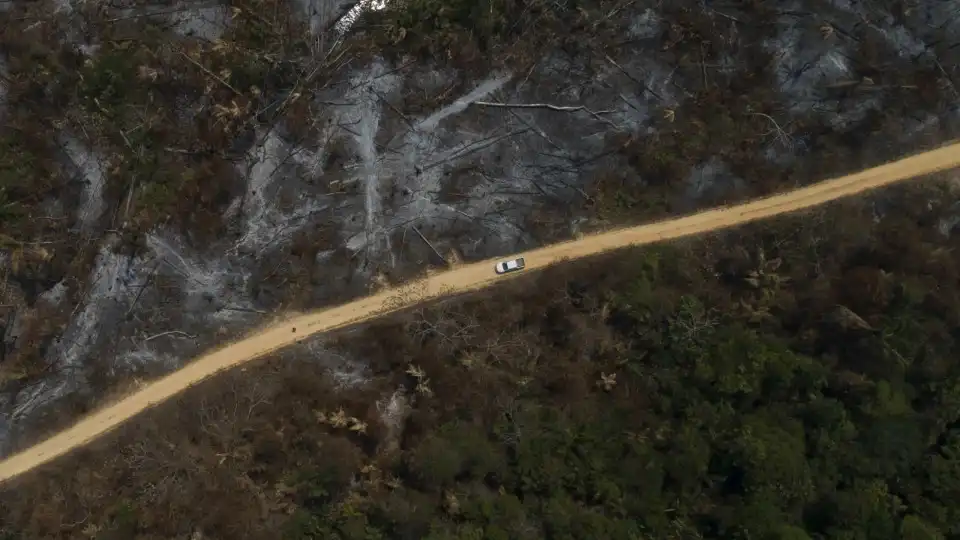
[0,0,960,537]
[5,179,960,539]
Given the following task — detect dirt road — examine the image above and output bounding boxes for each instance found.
[0,142,958,484]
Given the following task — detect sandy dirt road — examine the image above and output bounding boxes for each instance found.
[0,142,958,484]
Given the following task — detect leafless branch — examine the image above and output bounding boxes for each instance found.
[125,262,161,318]
[474,99,622,131]
[420,128,530,172]
[934,58,959,99]
[602,53,666,102]
[220,305,268,315]
[143,330,197,343]
[411,226,447,265]
[370,87,417,131]
[472,101,608,113]
[179,51,241,96]
[749,112,794,148]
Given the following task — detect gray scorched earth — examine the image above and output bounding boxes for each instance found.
[0,0,958,454]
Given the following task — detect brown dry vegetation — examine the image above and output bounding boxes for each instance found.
[0,0,957,408]
[4,179,960,538]
[0,0,959,535]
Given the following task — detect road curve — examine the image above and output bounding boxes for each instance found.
[1,142,959,484]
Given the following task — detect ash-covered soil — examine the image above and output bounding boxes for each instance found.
[0,0,958,455]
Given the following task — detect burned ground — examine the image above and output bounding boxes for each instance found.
[5,177,960,538]
[0,0,957,504]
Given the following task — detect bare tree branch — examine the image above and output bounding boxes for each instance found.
[143,330,197,343]
[420,128,530,172]
[601,53,666,102]
[749,112,794,148]
[411,225,447,265]
[178,51,241,96]
[471,101,610,113]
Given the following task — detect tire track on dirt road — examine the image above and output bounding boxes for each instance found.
[1,142,959,484]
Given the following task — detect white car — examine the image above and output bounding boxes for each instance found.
[495,257,526,274]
